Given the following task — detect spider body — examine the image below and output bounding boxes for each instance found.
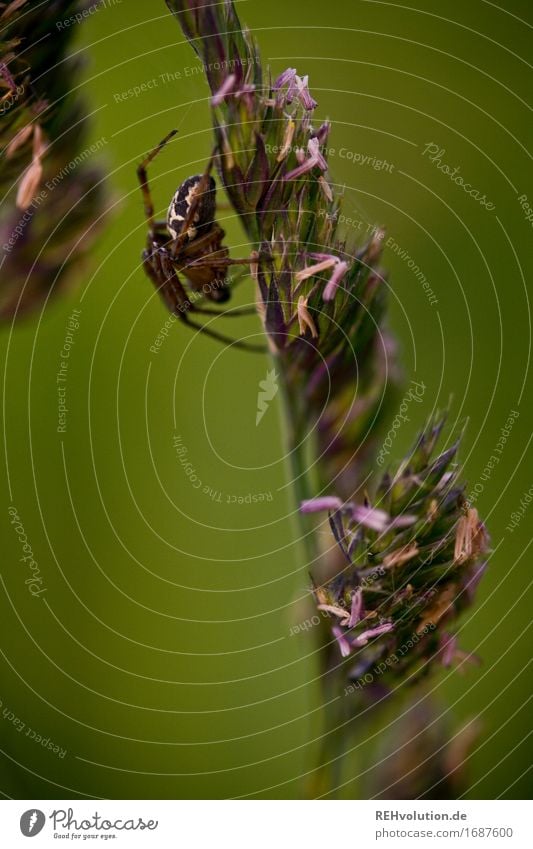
[167,174,216,241]
[137,130,262,350]
[165,175,230,302]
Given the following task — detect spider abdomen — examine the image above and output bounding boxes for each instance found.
[167,174,217,240]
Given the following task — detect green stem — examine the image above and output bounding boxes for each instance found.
[275,354,347,798]
[274,355,318,565]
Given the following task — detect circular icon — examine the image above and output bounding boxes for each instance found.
[20,810,46,837]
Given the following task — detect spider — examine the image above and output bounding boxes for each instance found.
[137,130,264,352]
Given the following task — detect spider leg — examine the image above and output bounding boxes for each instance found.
[144,241,193,315]
[194,306,258,317]
[157,247,199,314]
[184,257,254,269]
[181,314,267,353]
[137,129,178,235]
[156,249,265,352]
[177,225,250,264]
[162,266,251,312]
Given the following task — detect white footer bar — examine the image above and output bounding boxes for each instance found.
[0,799,529,848]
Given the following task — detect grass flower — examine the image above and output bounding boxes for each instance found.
[304,418,489,698]
[166,0,489,798]
[171,0,399,500]
[0,0,109,320]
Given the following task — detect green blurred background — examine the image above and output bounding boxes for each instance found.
[1,0,531,799]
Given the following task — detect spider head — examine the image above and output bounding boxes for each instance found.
[167,174,217,241]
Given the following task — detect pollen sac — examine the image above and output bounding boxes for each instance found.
[167,174,216,240]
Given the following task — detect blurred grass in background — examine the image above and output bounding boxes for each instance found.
[1,0,531,798]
